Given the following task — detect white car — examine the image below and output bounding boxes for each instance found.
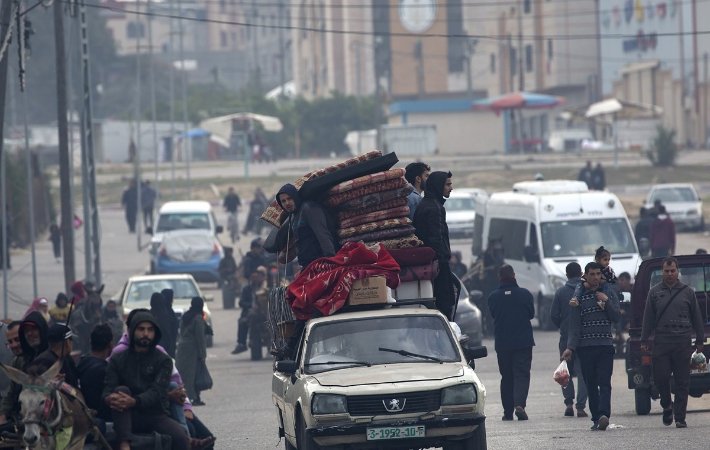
[113,274,214,347]
[445,191,479,239]
[644,183,704,231]
[272,305,488,449]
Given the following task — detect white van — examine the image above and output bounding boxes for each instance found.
[148,201,223,270]
[472,180,641,329]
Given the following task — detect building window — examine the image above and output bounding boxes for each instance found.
[126,21,145,39]
[490,53,496,73]
[220,31,228,48]
[524,0,531,13]
[525,44,533,72]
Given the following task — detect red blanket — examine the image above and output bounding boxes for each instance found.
[286,242,401,320]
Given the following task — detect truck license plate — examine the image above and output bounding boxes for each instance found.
[366,425,425,440]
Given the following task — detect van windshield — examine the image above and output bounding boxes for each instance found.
[540,218,636,258]
[156,213,211,232]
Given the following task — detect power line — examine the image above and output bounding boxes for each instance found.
[73,0,710,42]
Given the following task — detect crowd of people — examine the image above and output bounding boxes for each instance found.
[0,281,216,450]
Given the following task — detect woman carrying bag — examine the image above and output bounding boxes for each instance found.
[176,297,210,406]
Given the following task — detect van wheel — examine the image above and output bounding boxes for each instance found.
[635,387,651,415]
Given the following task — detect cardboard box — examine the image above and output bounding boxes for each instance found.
[348,276,389,305]
[393,280,434,300]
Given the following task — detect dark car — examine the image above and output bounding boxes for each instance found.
[626,255,710,415]
[454,275,483,347]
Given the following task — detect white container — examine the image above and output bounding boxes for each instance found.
[393,280,434,300]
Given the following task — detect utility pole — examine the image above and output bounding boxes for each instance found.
[54,0,76,291]
[278,0,286,98]
[251,1,261,88]
[79,0,101,286]
[135,1,143,251]
[168,0,176,198]
[414,40,424,97]
[518,1,524,91]
[147,0,159,198]
[704,53,708,147]
[0,0,13,319]
[177,0,191,198]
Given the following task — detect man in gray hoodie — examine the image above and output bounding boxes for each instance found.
[641,256,704,428]
[550,262,588,418]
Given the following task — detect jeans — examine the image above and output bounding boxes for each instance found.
[653,342,694,422]
[496,347,533,415]
[168,382,189,435]
[577,345,615,422]
[562,353,588,409]
[111,386,190,450]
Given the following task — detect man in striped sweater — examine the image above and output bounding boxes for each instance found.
[562,262,620,431]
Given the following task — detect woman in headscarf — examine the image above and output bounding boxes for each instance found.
[150,292,178,357]
[23,297,51,323]
[175,297,208,406]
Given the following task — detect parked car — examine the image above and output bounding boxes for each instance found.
[153,229,224,283]
[644,183,704,231]
[626,255,710,415]
[114,274,214,347]
[272,304,488,450]
[445,191,478,239]
[454,277,483,347]
[148,201,223,273]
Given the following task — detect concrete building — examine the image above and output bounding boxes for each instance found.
[290,0,376,98]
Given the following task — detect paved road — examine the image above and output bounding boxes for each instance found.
[2,206,710,449]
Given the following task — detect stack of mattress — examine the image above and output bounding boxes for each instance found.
[388,247,439,300]
[326,168,423,250]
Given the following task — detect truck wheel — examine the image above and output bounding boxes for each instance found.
[443,422,486,450]
[296,412,319,450]
[635,387,652,415]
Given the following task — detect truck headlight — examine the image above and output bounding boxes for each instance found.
[312,394,347,414]
[441,384,477,405]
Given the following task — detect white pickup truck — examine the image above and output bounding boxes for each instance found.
[271,304,488,449]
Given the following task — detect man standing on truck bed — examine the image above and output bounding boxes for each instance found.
[640,256,704,428]
[413,171,457,320]
[562,262,620,431]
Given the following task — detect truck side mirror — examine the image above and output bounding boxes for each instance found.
[524,245,539,263]
[275,360,297,375]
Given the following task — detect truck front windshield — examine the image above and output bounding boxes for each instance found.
[541,218,637,258]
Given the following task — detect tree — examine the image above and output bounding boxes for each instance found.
[648,126,677,167]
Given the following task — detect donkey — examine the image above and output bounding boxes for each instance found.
[0,360,110,450]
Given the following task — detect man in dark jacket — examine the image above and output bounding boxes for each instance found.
[78,324,114,423]
[487,264,535,421]
[635,207,654,254]
[550,262,588,418]
[27,323,79,388]
[231,267,267,354]
[103,311,190,450]
[641,257,704,428]
[413,171,456,320]
[563,262,620,431]
[242,238,266,278]
[273,183,338,269]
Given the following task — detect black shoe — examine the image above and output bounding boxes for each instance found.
[597,415,609,431]
[564,405,574,417]
[662,407,673,426]
[192,399,206,406]
[231,344,247,355]
[514,406,528,420]
[502,414,513,421]
[590,423,599,431]
[577,408,589,418]
[676,421,687,428]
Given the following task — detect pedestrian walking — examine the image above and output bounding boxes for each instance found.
[413,171,458,320]
[150,292,178,358]
[49,223,61,261]
[550,262,588,418]
[635,207,654,255]
[141,180,157,231]
[49,293,70,323]
[640,257,704,428]
[120,179,138,233]
[176,297,208,406]
[231,267,267,355]
[487,264,535,421]
[563,262,620,431]
[650,205,676,257]
[223,187,242,243]
[591,163,606,190]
